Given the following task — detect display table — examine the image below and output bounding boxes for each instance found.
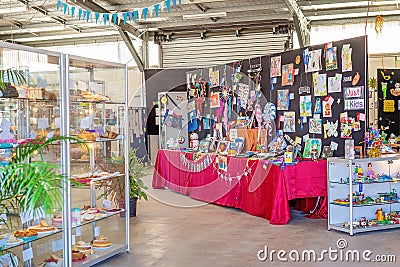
[152,150,327,224]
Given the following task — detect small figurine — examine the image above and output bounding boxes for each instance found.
[360,217,368,227]
[366,163,375,178]
[352,219,360,228]
[376,208,384,221]
[189,133,199,150]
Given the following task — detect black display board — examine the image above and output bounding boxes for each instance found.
[377,68,400,137]
[270,36,368,156]
[129,107,149,163]
[144,69,191,135]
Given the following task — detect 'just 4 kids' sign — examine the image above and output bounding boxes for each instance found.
[344,86,364,110]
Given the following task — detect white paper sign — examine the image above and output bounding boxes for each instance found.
[344,99,364,110]
[102,199,111,209]
[230,129,238,140]
[94,227,101,237]
[37,118,49,129]
[76,226,82,237]
[89,82,99,92]
[46,131,55,141]
[23,247,33,261]
[52,239,63,252]
[330,141,339,151]
[54,117,61,129]
[72,235,76,246]
[303,134,310,142]
[80,116,91,129]
[77,80,87,91]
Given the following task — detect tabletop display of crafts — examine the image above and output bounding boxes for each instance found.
[92,234,112,250]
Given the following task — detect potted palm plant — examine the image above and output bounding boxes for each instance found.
[0,68,27,98]
[98,149,148,217]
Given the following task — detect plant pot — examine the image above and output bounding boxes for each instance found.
[129,197,138,217]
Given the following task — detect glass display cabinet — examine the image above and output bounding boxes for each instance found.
[0,43,129,266]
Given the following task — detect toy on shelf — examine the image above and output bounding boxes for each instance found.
[376,208,384,221]
[364,127,395,156]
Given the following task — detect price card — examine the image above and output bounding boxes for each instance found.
[76,226,82,237]
[54,117,61,129]
[229,129,238,140]
[72,235,76,246]
[52,239,63,252]
[80,116,91,129]
[46,131,55,141]
[89,82,99,92]
[23,247,33,261]
[102,199,111,209]
[37,118,49,129]
[94,227,101,237]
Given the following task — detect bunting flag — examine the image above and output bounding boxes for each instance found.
[57,0,182,25]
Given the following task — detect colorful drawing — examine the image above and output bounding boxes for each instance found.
[300,95,312,117]
[282,63,294,86]
[237,83,249,109]
[342,44,352,72]
[314,98,322,114]
[323,100,332,117]
[328,74,342,93]
[217,155,228,172]
[324,120,338,138]
[209,69,220,86]
[309,118,322,134]
[303,138,322,159]
[325,47,338,71]
[210,92,220,108]
[306,49,322,73]
[313,72,327,96]
[277,89,290,110]
[283,111,295,133]
[270,56,282,77]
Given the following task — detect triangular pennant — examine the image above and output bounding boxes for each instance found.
[179,0,182,5]
[166,0,171,13]
[86,11,91,22]
[71,6,76,17]
[172,0,177,10]
[63,3,68,14]
[138,8,143,20]
[112,13,118,24]
[57,0,61,10]
[143,8,148,20]
[154,4,160,17]
[160,2,165,12]
[83,10,86,19]
[133,10,138,23]
[117,13,122,24]
[78,9,83,20]
[128,11,133,21]
[95,12,100,23]
[123,12,128,25]
[148,6,154,17]
[103,13,109,25]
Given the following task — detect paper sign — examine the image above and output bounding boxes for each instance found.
[89,82,99,92]
[357,113,366,122]
[303,134,310,142]
[294,68,299,75]
[72,235,76,246]
[344,86,363,99]
[102,199,111,209]
[344,99,364,110]
[230,129,238,140]
[80,116,91,129]
[37,118,49,129]
[46,131,55,141]
[330,141,339,151]
[54,117,61,129]
[295,137,302,145]
[290,93,295,100]
[77,80,87,91]
[383,100,395,112]
[76,226,82,237]
[52,239,63,252]
[23,247,33,261]
[94,226,101,237]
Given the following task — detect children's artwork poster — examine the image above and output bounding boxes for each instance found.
[383,100,395,112]
[203,118,211,130]
[283,111,295,133]
[277,89,290,110]
[325,46,338,71]
[322,95,334,118]
[314,98,322,114]
[210,92,220,109]
[312,72,327,96]
[303,138,322,159]
[270,56,282,77]
[341,44,353,72]
[217,155,228,172]
[305,49,322,73]
[324,120,338,138]
[299,95,312,117]
[209,69,220,86]
[328,74,342,93]
[236,117,250,128]
[344,86,363,99]
[237,83,249,109]
[282,63,294,86]
[299,86,311,95]
[344,99,364,110]
[309,118,322,134]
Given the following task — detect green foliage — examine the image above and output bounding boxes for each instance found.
[0,68,27,91]
[128,149,148,200]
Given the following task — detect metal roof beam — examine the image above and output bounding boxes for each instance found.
[118,28,144,72]
[283,0,309,47]
[74,0,142,39]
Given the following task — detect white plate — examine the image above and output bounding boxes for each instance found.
[36,229,58,235]
[93,245,112,250]
[6,240,22,246]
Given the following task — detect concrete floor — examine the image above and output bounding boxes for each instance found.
[96,173,400,267]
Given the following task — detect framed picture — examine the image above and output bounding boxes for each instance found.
[321,146,333,159]
[199,140,210,153]
[216,140,230,154]
[354,146,363,157]
[209,139,219,153]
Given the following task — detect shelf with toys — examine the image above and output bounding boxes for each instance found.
[328,155,400,235]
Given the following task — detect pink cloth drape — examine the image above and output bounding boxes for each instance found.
[152,150,328,224]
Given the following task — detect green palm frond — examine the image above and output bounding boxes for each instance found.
[0,68,28,91]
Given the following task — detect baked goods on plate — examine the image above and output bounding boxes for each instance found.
[75,241,93,255]
[72,247,87,262]
[14,229,38,238]
[6,235,22,246]
[28,220,56,234]
[92,234,112,249]
[44,254,62,267]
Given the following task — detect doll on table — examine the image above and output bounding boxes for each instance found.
[367,162,375,178]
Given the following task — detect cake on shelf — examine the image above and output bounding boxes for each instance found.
[92,234,112,248]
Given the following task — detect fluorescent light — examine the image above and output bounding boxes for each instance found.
[0,6,27,14]
[302,0,400,11]
[183,12,227,20]
[309,9,400,21]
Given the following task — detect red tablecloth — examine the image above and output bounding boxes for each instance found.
[152,150,327,224]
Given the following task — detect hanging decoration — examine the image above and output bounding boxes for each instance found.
[213,160,257,182]
[57,0,182,25]
[180,153,213,173]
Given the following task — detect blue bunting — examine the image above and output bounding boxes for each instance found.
[128,12,133,21]
[154,4,160,17]
[95,13,100,23]
[133,10,138,23]
[143,8,148,20]
[71,6,75,17]
[172,0,177,10]
[78,9,83,20]
[112,13,118,24]
[57,0,61,10]
[166,0,171,13]
[123,12,128,24]
[103,14,109,25]
[86,11,91,22]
